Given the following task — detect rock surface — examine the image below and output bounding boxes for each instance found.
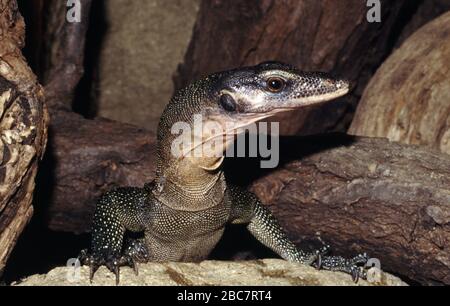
[15,259,407,286]
[349,11,450,155]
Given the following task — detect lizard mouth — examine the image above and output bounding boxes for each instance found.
[181,86,350,160]
[248,86,350,113]
[285,86,350,108]
[220,84,349,116]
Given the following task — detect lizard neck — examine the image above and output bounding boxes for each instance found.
[153,157,227,212]
[153,78,228,211]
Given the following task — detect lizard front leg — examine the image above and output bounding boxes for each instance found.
[79,187,150,284]
[228,185,368,281]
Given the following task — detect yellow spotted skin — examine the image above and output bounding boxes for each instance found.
[80,62,369,284]
[90,188,148,258]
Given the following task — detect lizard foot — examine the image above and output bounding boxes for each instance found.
[315,253,370,283]
[79,250,135,285]
[78,240,149,285]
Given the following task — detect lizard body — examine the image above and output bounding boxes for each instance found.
[80,62,369,284]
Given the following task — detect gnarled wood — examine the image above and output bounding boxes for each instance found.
[0,0,48,276]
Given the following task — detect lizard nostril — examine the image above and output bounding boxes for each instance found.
[322,80,334,87]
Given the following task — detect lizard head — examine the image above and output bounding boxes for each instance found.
[204,61,350,126]
[157,61,350,174]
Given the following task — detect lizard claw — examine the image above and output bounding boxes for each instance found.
[89,262,99,283]
[350,253,370,283]
[351,268,359,283]
[316,254,322,270]
[105,256,122,285]
[79,249,100,283]
[122,238,150,277]
[312,244,330,270]
[123,239,150,263]
[351,266,368,283]
[127,256,139,276]
[78,249,143,285]
[298,240,369,283]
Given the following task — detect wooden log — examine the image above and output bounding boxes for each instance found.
[174,0,408,135]
[45,111,156,233]
[248,134,450,285]
[0,0,48,276]
[349,11,450,156]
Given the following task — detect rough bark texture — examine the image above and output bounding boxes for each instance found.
[174,0,408,135]
[349,11,450,155]
[45,111,155,234]
[248,135,450,285]
[42,0,92,110]
[0,0,48,276]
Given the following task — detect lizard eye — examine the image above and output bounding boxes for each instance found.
[266,77,285,93]
[219,94,237,112]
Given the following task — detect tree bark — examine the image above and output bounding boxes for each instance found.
[174,0,408,135]
[349,11,450,156]
[41,0,92,110]
[45,111,155,234]
[0,0,48,276]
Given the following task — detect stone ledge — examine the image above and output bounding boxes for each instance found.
[14,259,407,286]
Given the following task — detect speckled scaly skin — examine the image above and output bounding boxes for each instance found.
[79,62,369,284]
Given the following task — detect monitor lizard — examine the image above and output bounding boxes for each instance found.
[79,62,369,284]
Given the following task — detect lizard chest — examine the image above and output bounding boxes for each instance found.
[150,200,231,237]
[144,198,232,261]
